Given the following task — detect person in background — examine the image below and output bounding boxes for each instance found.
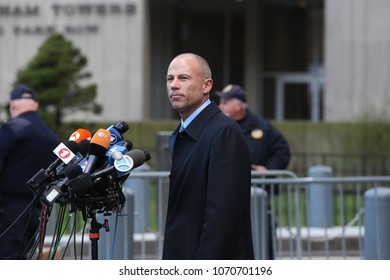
[0,84,60,259]
[216,84,291,259]
[162,53,254,259]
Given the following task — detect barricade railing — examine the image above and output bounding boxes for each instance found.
[44,170,390,260]
[251,176,390,259]
[125,170,298,260]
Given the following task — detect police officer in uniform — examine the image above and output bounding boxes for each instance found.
[216,84,291,259]
[0,84,59,259]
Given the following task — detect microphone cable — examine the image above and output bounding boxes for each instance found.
[50,205,70,260]
[37,204,49,259]
[45,204,66,259]
[71,212,79,260]
[0,200,33,239]
[61,213,76,260]
[79,212,88,260]
[0,193,42,259]
[110,212,120,260]
[18,181,59,259]
[23,194,48,259]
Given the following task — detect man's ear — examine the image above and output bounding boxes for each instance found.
[203,78,213,94]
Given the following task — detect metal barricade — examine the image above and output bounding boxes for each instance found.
[250,170,298,259]
[45,171,390,260]
[251,176,390,259]
[127,172,390,260]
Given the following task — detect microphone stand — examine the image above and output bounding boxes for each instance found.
[88,209,109,260]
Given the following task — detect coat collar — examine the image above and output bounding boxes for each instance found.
[168,102,220,156]
[182,101,220,141]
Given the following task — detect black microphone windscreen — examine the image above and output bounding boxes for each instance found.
[126,149,146,169]
[68,174,94,196]
[78,139,90,156]
[65,140,79,154]
[124,139,134,150]
[64,163,83,179]
[89,142,108,159]
[114,121,129,134]
[143,150,151,162]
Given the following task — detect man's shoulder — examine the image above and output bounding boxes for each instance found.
[196,101,238,129]
[5,113,58,141]
[3,116,31,132]
[245,109,269,127]
[210,109,241,130]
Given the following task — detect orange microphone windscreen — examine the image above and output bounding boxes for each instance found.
[69,128,92,143]
[90,128,111,150]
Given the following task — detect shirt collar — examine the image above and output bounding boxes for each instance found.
[181,99,211,129]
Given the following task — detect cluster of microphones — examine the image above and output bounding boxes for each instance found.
[27,121,151,215]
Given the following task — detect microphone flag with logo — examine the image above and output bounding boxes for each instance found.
[107,121,129,146]
[83,128,111,174]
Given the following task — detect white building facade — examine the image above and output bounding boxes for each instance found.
[0,0,149,123]
[1,0,389,123]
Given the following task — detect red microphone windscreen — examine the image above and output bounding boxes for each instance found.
[69,128,92,143]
